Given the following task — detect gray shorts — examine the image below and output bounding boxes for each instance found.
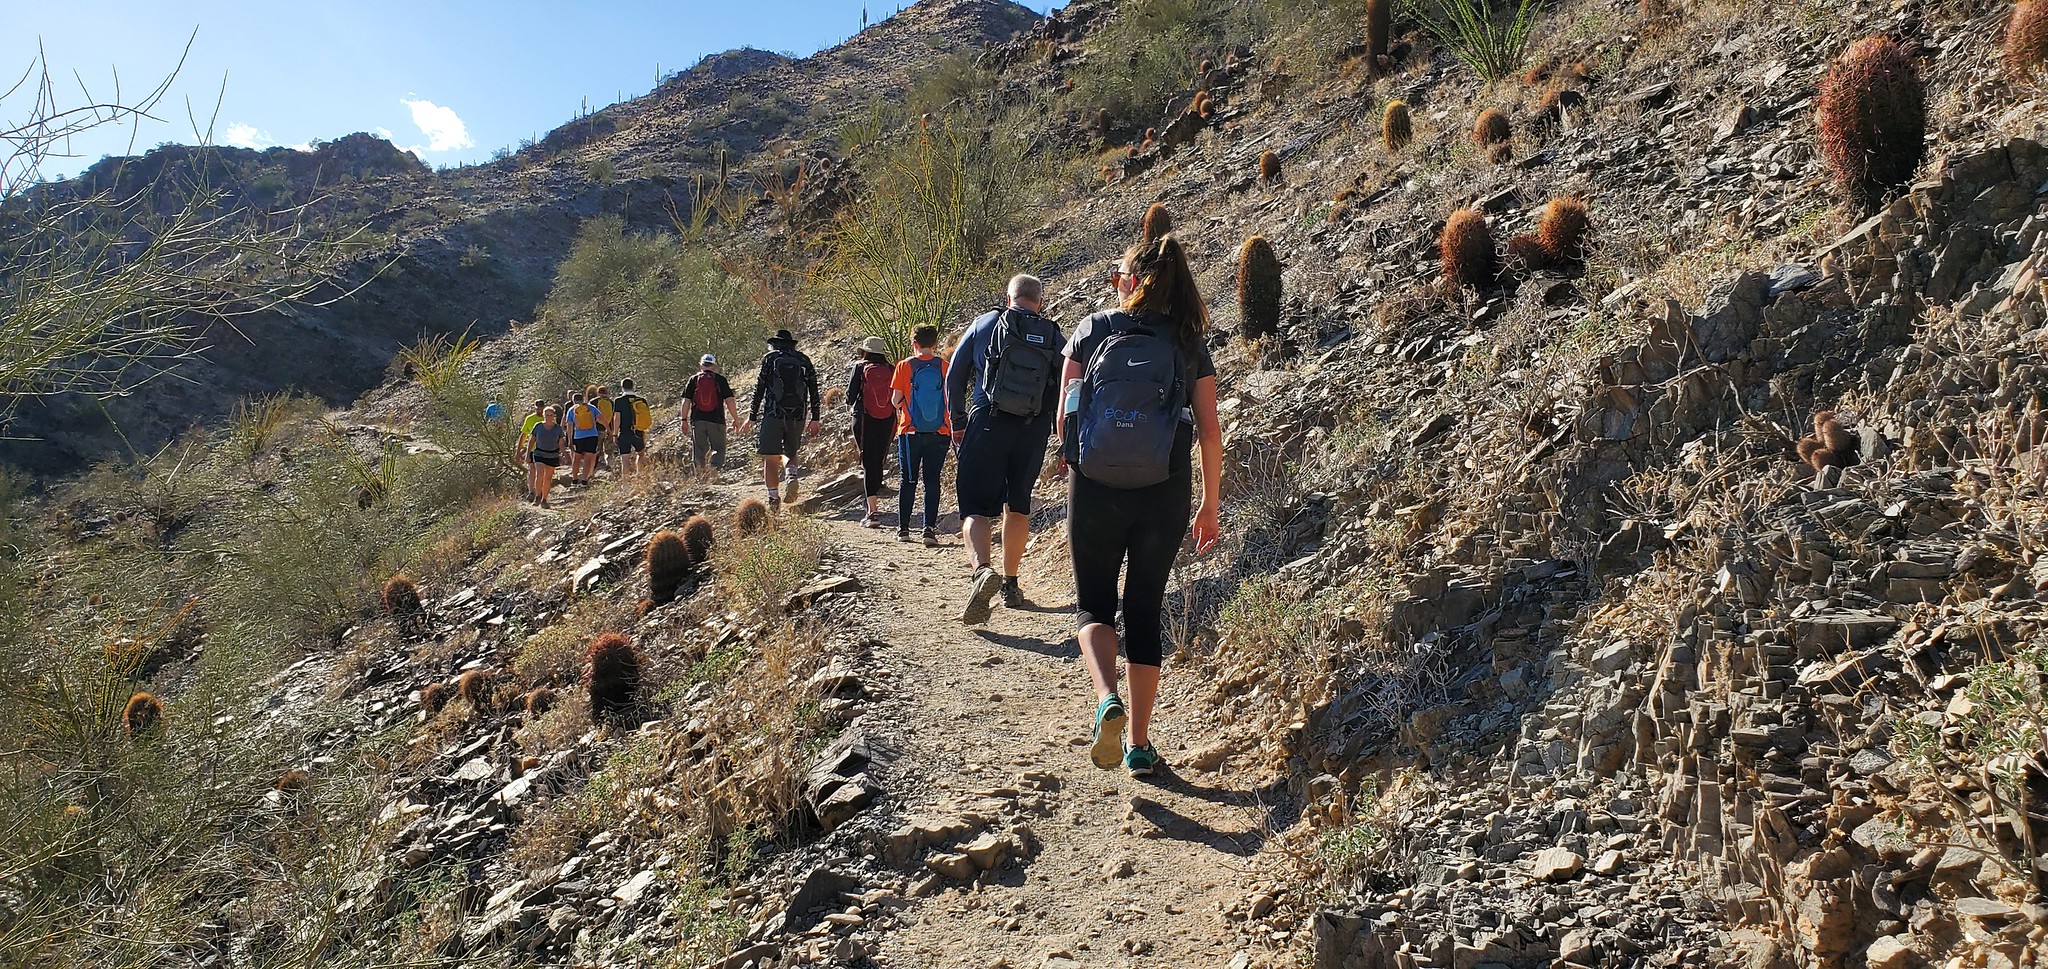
[757,416,805,458]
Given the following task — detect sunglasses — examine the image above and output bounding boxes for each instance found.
[1110,269,1133,284]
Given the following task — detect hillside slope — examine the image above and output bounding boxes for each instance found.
[2,0,1040,475]
[17,0,2048,967]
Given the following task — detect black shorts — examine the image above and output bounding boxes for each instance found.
[572,437,599,454]
[617,429,646,453]
[956,409,1053,518]
[531,451,561,468]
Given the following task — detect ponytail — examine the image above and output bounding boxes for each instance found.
[1119,233,1209,353]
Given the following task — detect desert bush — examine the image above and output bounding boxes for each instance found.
[1535,197,1591,263]
[1069,0,1261,129]
[515,621,592,686]
[1143,202,1174,242]
[273,769,311,792]
[1439,209,1497,289]
[647,530,693,607]
[1237,235,1284,341]
[716,516,825,615]
[535,215,762,392]
[1473,108,1513,162]
[1816,35,1925,210]
[2011,2,2048,80]
[816,105,1043,359]
[1383,100,1413,151]
[587,632,642,718]
[1259,150,1282,184]
[734,498,771,535]
[1408,0,1546,83]
[525,687,557,716]
[1896,646,2048,894]
[399,332,522,482]
[420,681,451,714]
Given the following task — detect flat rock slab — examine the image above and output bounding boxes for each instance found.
[1530,847,1585,882]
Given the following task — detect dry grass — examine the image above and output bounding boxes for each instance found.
[713,515,826,615]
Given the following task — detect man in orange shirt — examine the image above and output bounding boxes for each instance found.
[891,324,952,545]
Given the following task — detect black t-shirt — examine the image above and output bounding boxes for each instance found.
[685,371,735,424]
[1063,310,1216,469]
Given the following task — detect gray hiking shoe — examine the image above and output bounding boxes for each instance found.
[959,566,1002,625]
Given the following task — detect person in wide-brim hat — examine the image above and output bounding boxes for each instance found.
[859,335,890,356]
[767,328,797,346]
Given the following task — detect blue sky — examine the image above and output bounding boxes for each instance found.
[11,0,1058,180]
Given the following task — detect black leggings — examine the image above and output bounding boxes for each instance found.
[1068,467,1191,668]
[855,414,895,498]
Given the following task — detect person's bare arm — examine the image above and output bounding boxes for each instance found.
[1191,374,1222,553]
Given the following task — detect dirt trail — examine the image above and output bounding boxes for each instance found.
[803,493,1280,969]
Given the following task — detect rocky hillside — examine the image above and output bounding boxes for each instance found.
[1,0,1040,475]
[14,0,2048,967]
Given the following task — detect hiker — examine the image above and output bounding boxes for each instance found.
[683,354,739,470]
[846,336,897,528]
[590,384,616,472]
[516,399,546,480]
[742,328,821,508]
[528,405,565,508]
[892,324,952,544]
[613,378,653,475]
[565,390,603,484]
[1064,234,1223,778]
[949,274,1064,624]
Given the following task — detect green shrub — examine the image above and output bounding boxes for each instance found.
[535,215,761,393]
[1407,0,1545,83]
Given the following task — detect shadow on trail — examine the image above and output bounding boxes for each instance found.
[1129,772,1300,859]
[972,628,1078,659]
[1130,794,1266,857]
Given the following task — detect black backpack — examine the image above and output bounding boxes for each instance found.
[984,309,1059,419]
[762,350,808,417]
[1075,316,1187,489]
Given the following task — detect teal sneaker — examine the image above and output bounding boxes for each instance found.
[1090,695,1128,769]
[1124,743,1162,777]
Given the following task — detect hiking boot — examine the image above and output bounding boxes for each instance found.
[1124,743,1162,777]
[922,526,938,547]
[1000,577,1025,609]
[959,566,1001,624]
[782,479,799,503]
[861,513,879,529]
[897,526,912,542]
[767,491,782,510]
[1090,695,1128,770]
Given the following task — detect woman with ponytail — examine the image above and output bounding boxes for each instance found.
[1061,233,1224,777]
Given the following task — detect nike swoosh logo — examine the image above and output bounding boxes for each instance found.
[1126,359,1151,367]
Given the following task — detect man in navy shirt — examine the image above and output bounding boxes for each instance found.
[948,274,1064,624]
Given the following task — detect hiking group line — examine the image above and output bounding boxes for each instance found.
[508,234,1224,778]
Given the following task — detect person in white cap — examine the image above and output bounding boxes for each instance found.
[681,353,738,470]
[844,335,898,527]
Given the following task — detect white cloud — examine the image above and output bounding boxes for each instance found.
[373,126,395,141]
[399,97,473,152]
[223,122,274,149]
